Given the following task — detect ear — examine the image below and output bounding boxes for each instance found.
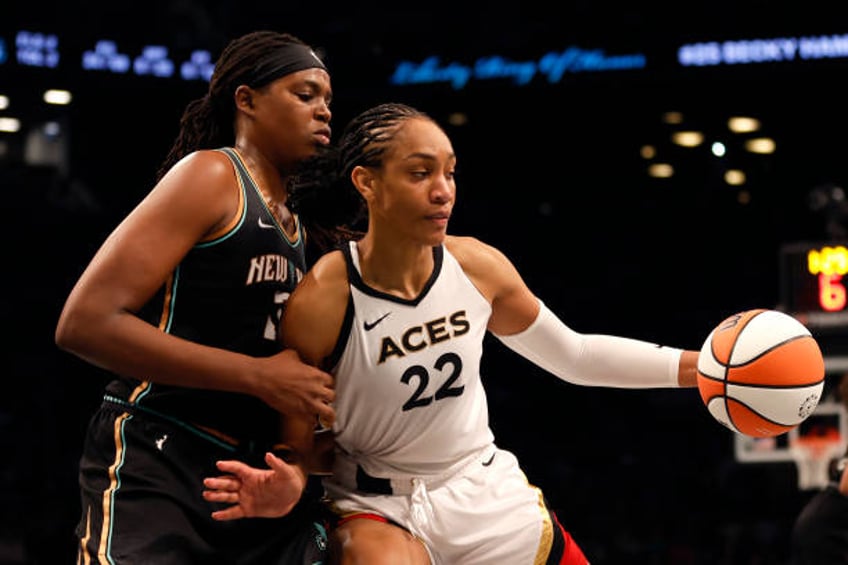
[234,85,256,114]
[350,165,376,201]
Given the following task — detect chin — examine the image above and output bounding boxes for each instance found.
[426,232,447,246]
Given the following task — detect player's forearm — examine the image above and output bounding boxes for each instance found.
[495,301,688,388]
[277,414,330,477]
[677,350,699,387]
[57,308,263,394]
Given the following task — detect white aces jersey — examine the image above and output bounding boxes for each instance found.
[329,241,495,478]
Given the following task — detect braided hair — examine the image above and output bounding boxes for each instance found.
[288,103,434,259]
[155,31,316,181]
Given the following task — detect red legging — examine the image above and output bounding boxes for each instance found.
[552,512,591,565]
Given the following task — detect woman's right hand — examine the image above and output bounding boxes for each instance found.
[259,349,336,425]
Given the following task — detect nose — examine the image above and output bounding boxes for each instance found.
[316,100,331,123]
[431,174,454,204]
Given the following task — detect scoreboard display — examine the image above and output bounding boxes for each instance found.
[780,242,848,363]
[780,242,848,314]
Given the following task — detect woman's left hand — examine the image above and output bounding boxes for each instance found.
[202,452,306,520]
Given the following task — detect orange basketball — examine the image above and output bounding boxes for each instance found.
[697,309,825,438]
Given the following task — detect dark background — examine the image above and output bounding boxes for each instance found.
[3,1,848,563]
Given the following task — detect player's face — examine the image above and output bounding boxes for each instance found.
[371,118,456,246]
[253,68,332,168]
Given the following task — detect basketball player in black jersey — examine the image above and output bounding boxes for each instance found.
[55,31,354,564]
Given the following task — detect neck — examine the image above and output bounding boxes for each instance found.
[356,236,435,300]
[233,145,296,235]
[234,144,290,204]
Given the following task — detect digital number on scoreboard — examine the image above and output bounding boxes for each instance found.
[781,242,848,314]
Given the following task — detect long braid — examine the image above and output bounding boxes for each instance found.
[288,145,364,262]
[155,31,312,181]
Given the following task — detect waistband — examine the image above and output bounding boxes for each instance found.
[102,394,285,457]
[332,446,495,496]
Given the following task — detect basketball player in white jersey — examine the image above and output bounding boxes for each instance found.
[203,102,701,564]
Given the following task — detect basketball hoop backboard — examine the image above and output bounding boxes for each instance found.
[734,399,848,489]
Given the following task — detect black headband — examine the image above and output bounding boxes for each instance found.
[249,43,328,88]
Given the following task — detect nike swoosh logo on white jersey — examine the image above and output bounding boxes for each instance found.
[258,217,276,229]
[364,312,391,331]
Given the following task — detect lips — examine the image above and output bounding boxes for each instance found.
[314,128,331,145]
[426,212,451,225]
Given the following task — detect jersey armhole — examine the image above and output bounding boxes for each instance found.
[323,292,354,371]
[200,148,247,243]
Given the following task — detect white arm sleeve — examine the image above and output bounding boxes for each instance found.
[494,301,682,388]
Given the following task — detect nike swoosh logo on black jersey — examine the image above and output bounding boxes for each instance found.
[363,312,391,331]
[258,217,276,229]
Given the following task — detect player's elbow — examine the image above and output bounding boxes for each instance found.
[55,309,79,352]
[54,302,95,354]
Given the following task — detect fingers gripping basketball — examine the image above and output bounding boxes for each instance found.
[697,309,825,438]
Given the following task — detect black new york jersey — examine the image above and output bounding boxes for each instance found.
[105,147,306,443]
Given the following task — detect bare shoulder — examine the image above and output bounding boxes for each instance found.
[145,149,238,233]
[160,150,235,192]
[444,235,527,305]
[282,249,350,364]
[308,248,348,283]
[445,235,512,274]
